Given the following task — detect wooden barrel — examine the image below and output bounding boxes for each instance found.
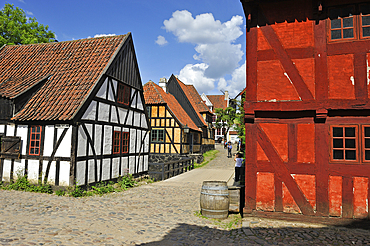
[200,181,229,219]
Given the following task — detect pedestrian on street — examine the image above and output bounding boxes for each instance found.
[237,139,241,151]
[227,142,232,158]
[224,140,227,149]
[234,152,243,183]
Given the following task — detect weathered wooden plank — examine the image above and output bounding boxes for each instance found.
[342,177,354,219]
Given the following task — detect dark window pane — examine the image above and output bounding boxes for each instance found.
[345,139,356,148]
[333,127,343,137]
[35,149,39,155]
[343,29,354,38]
[331,30,342,39]
[36,134,40,140]
[35,142,39,147]
[333,139,343,148]
[363,27,370,37]
[345,127,355,137]
[360,4,370,15]
[363,16,370,26]
[331,19,342,29]
[366,150,370,160]
[333,150,344,159]
[345,150,356,160]
[31,141,35,147]
[365,127,370,137]
[366,139,370,148]
[30,149,34,154]
[343,17,353,28]
[31,134,35,140]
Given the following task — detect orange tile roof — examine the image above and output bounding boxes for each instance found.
[143,81,200,131]
[0,35,127,121]
[175,77,208,126]
[207,95,227,110]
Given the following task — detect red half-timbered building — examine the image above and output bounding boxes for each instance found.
[241,0,370,218]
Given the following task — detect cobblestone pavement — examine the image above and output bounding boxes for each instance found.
[0,144,369,245]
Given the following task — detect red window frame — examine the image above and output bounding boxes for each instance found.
[360,4,370,39]
[113,131,121,154]
[362,125,370,162]
[122,132,129,153]
[29,125,42,156]
[117,83,131,105]
[330,125,359,163]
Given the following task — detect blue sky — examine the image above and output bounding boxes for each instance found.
[3,0,246,97]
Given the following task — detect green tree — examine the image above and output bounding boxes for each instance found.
[233,95,245,145]
[0,3,55,46]
[215,106,237,142]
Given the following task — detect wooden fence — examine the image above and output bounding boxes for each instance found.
[148,157,195,181]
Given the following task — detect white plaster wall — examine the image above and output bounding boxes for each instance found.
[94,125,102,156]
[88,159,96,183]
[131,91,137,108]
[130,129,136,153]
[144,155,148,172]
[141,114,148,129]
[121,157,128,175]
[98,102,110,122]
[144,133,149,153]
[112,79,117,95]
[76,161,86,185]
[111,108,119,124]
[118,108,127,123]
[59,161,70,186]
[112,157,120,179]
[16,125,28,155]
[96,77,108,99]
[6,124,15,136]
[42,160,56,185]
[108,81,115,101]
[0,124,4,133]
[28,160,40,184]
[77,126,86,157]
[2,160,11,182]
[129,156,135,174]
[82,100,97,120]
[85,124,93,156]
[13,159,25,178]
[137,94,144,110]
[138,156,143,173]
[102,159,110,181]
[136,130,141,153]
[43,125,54,156]
[134,112,140,127]
[55,127,72,158]
[103,126,112,155]
[126,110,133,126]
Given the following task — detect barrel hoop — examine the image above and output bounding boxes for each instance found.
[201,192,228,196]
[201,186,228,190]
[201,208,229,213]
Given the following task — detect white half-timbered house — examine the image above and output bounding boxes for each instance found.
[0,33,149,186]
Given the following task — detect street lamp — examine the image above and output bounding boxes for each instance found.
[184,124,189,133]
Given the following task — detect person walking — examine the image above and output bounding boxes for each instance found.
[227,142,232,158]
[234,152,243,183]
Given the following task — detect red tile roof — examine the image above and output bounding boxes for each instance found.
[143,81,200,131]
[0,35,127,121]
[207,95,227,110]
[175,77,208,126]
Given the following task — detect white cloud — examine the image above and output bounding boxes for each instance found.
[217,62,246,97]
[155,35,168,46]
[18,0,25,3]
[178,63,215,95]
[93,34,116,38]
[163,10,245,96]
[26,11,33,15]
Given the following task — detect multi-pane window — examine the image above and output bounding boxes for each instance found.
[151,129,164,142]
[113,131,130,154]
[122,132,129,153]
[331,126,358,161]
[212,115,217,122]
[329,4,370,41]
[29,126,42,155]
[362,126,370,161]
[113,131,121,154]
[216,128,221,135]
[117,83,131,105]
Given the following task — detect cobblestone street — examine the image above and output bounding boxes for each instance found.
[0,144,369,245]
